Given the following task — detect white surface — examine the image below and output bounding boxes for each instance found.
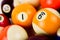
[57,28,60,37]
[3,4,11,13]
[17,12,28,22]
[14,0,39,7]
[32,23,47,35]
[0,0,3,14]
[7,25,28,40]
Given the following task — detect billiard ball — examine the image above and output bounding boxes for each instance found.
[1,0,14,18]
[0,25,9,40]
[40,0,60,9]
[0,14,10,27]
[11,4,36,28]
[14,0,40,7]
[32,8,60,35]
[0,25,28,40]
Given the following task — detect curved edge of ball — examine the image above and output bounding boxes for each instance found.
[32,22,48,35]
[45,8,60,18]
[7,25,28,40]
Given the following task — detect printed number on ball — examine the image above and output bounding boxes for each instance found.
[3,4,11,13]
[17,12,28,22]
[36,11,47,21]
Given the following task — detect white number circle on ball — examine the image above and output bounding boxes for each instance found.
[0,15,4,22]
[3,4,11,13]
[36,11,47,21]
[17,12,28,22]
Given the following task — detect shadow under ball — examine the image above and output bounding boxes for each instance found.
[1,0,14,18]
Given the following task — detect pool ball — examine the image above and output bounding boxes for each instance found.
[1,0,14,18]
[32,8,60,35]
[0,25,9,40]
[0,25,28,40]
[11,4,36,28]
[14,0,40,7]
[40,0,60,9]
[0,14,10,27]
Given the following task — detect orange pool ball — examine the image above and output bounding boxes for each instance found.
[11,4,36,28]
[32,8,60,35]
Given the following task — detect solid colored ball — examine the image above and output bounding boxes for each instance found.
[11,4,36,28]
[0,14,10,27]
[40,0,60,9]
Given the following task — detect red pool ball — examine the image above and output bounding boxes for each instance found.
[40,0,60,9]
[0,14,10,27]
